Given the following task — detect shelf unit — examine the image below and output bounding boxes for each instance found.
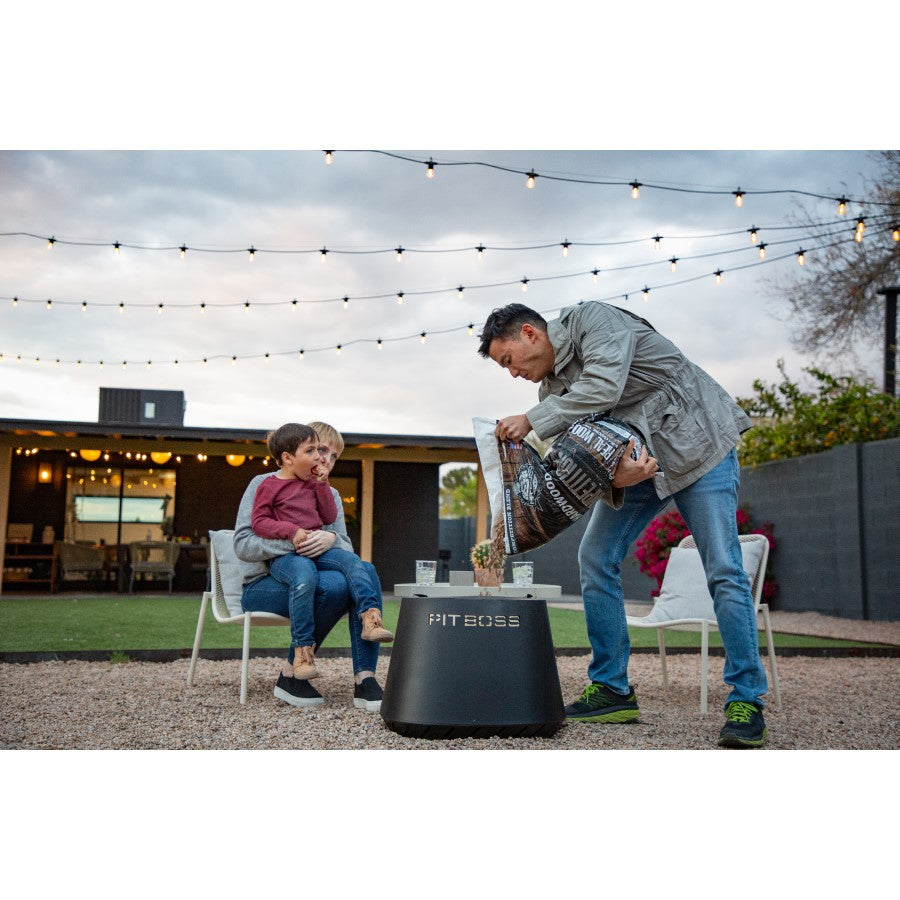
[2,542,59,592]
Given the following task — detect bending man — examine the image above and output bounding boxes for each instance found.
[478,301,770,748]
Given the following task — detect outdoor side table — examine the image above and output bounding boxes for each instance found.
[380,594,565,739]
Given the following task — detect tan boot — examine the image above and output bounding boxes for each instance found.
[360,608,393,642]
[293,645,320,680]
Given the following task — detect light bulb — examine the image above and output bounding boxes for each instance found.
[476,244,485,259]
[377,339,383,350]
[526,171,536,189]
[324,150,333,164]
[244,302,250,313]
[113,242,120,255]
[892,227,900,242]
[118,303,125,314]
[561,241,570,257]
[592,268,600,283]
[521,278,529,292]
[343,296,349,310]
[320,247,328,260]
[419,333,427,344]
[248,247,256,260]
[180,245,187,258]
[733,189,744,207]
[397,292,404,304]
[837,197,847,215]
[796,250,805,266]
[47,237,55,250]
[642,287,650,302]
[669,258,678,272]
[758,243,767,260]
[457,286,464,298]
[46,300,52,310]
[158,303,164,314]
[336,345,342,356]
[396,247,403,262]
[426,159,435,178]
[630,181,641,199]
[200,302,206,313]
[81,302,87,312]
[715,270,723,285]
[652,235,662,250]
[749,227,759,244]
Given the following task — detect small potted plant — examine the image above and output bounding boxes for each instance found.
[470,539,503,587]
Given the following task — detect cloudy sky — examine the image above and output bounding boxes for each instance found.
[0,148,888,437]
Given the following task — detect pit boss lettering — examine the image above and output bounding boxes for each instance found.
[428,613,520,628]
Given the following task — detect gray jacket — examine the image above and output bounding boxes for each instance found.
[233,472,354,587]
[526,302,752,499]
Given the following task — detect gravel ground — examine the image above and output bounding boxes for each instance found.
[2,652,897,750]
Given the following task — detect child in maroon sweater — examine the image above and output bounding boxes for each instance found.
[251,423,392,681]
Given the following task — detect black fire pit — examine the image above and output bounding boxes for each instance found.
[380,594,564,739]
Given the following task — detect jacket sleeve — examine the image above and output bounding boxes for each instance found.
[234,475,297,561]
[526,304,637,440]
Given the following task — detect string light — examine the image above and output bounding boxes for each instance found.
[630,181,641,199]
[113,242,120,255]
[796,249,806,266]
[714,269,723,285]
[118,302,124,314]
[12,296,17,307]
[467,323,475,335]
[248,246,256,260]
[526,171,537,189]
[157,303,164,314]
[419,332,427,344]
[652,235,662,250]
[81,301,87,312]
[520,278,529,292]
[837,197,847,215]
[642,286,650,302]
[669,258,678,272]
[320,247,329,260]
[244,301,250,312]
[591,268,600,282]
[343,296,349,310]
[426,159,435,178]
[457,286,465,298]
[892,226,900,242]
[733,189,744,208]
[324,150,333,164]
[395,246,404,262]
[749,227,759,244]
[200,302,206,313]
[336,345,342,356]
[397,292,404,304]
[561,240,570,257]
[377,339,383,350]
[46,299,52,310]
[180,245,187,258]
[758,243,767,260]
[476,244,485,259]
[855,217,866,242]
[47,237,55,250]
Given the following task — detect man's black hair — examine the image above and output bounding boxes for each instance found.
[477,303,548,358]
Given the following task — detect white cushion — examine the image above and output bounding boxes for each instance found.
[209,529,245,616]
[640,540,766,624]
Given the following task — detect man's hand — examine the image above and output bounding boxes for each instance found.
[495,414,533,442]
[612,440,660,487]
[294,530,337,558]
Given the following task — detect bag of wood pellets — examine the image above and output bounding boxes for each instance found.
[473,413,646,555]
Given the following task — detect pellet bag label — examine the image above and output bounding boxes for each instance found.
[474,413,645,555]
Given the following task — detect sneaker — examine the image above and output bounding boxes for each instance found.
[273,672,324,708]
[293,645,320,681]
[353,676,384,712]
[718,701,768,748]
[564,682,640,723]
[360,608,394,643]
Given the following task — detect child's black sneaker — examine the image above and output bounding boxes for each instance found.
[718,700,768,748]
[274,672,324,708]
[353,676,384,712]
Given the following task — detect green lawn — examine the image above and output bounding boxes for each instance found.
[0,594,885,653]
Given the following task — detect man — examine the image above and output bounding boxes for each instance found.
[478,301,769,748]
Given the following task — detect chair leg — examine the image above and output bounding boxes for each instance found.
[700,621,709,716]
[657,628,669,689]
[240,613,252,704]
[760,604,782,710]
[187,592,209,686]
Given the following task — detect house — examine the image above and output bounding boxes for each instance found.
[0,388,485,593]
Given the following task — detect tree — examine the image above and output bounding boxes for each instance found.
[736,360,900,466]
[775,150,899,367]
[439,465,477,518]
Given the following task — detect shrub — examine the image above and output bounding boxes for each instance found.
[634,508,778,601]
[736,360,899,466]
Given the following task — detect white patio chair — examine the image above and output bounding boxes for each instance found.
[626,533,782,714]
[128,541,180,593]
[57,541,106,586]
[186,529,289,704]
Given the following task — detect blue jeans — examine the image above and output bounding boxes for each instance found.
[241,561,381,675]
[578,448,768,708]
[314,548,381,618]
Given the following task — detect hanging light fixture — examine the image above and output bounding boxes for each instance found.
[526,171,537,189]
[630,181,641,199]
[758,243,767,260]
[150,452,172,465]
[426,158,435,178]
[748,227,759,244]
[669,258,678,272]
[837,197,847,215]
[733,189,744,207]
[226,454,246,467]
[79,449,102,462]
[324,150,333,164]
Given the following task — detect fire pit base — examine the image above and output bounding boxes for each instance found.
[380,594,565,740]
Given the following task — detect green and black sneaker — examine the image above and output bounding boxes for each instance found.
[718,701,768,748]
[564,682,640,723]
